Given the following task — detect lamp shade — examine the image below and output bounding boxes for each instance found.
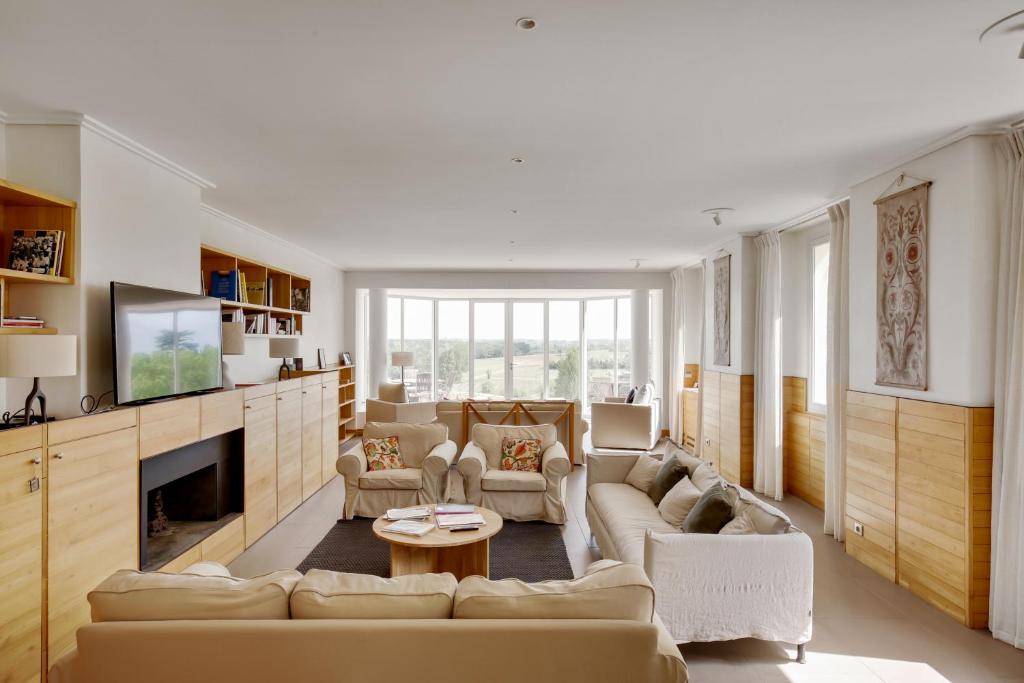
[269,337,301,359]
[0,334,78,378]
[391,351,414,367]
[222,322,246,356]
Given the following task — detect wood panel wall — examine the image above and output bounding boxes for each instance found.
[782,377,825,509]
[701,371,720,472]
[844,390,994,629]
[701,371,753,487]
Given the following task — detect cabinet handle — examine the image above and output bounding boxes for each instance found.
[302,391,308,395]
[277,397,283,401]
[32,457,42,465]
[53,453,65,460]
[245,405,252,410]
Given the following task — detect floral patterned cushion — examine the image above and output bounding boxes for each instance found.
[363,436,405,471]
[500,437,542,473]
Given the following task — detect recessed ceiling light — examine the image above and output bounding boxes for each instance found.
[702,207,735,227]
[515,17,536,30]
[510,208,518,214]
[510,157,524,164]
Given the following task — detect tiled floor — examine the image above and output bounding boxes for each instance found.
[230,458,1024,683]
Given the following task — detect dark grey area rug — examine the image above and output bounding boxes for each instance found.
[297,518,574,582]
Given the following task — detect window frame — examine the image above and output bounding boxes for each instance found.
[807,235,830,415]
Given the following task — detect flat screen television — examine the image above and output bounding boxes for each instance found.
[111,282,223,405]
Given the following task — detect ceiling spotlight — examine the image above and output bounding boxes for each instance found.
[702,207,735,227]
[510,208,518,214]
[510,157,524,164]
[515,17,536,30]
[631,258,649,270]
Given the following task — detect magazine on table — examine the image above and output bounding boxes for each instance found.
[385,506,431,521]
[436,513,486,528]
[381,520,434,537]
[434,503,475,515]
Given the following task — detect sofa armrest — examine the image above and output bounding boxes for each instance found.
[590,402,658,451]
[456,442,487,504]
[541,441,571,479]
[643,529,814,644]
[337,444,367,479]
[421,440,457,503]
[585,452,640,488]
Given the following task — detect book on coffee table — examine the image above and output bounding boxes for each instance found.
[385,506,431,521]
[436,513,486,528]
[381,520,434,537]
[434,503,476,515]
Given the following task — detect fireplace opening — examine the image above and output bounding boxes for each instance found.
[139,430,243,571]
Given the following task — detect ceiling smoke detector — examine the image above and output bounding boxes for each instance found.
[515,17,537,30]
[702,207,735,227]
[510,157,524,164]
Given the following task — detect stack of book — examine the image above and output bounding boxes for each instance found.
[1,315,46,329]
[384,506,431,521]
[244,312,270,334]
[7,229,66,276]
[435,504,486,531]
[381,520,434,537]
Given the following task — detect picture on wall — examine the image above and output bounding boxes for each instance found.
[875,180,929,390]
[713,253,731,367]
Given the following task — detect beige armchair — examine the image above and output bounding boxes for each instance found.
[337,421,456,518]
[365,382,437,424]
[590,398,661,451]
[456,423,570,524]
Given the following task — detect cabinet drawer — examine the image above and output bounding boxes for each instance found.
[245,393,277,417]
[276,377,302,393]
[47,409,137,446]
[244,382,277,400]
[301,374,324,388]
[159,545,202,573]
[200,515,245,565]
[0,424,43,457]
[140,397,201,459]
[201,390,244,439]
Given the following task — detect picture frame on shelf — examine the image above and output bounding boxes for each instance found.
[317,348,326,369]
[341,351,353,366]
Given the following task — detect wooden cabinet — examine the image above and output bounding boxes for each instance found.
[47,416,139,668]
[200,515,245,566]
[701,371,720,472]
[201,389,244,439]
[244,393,278,547]
[276,388,303,519]
[681,388,698,451]
[322,379,340,483]
[0,426,44,683]
[139,396,200,459]
[301,383,323,500]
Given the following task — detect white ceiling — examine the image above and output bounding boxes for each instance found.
[1,1,1022,271]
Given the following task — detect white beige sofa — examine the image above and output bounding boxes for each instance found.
[365,381,437,423]
[590,397,661,451]
[457,423,571,523]
[337,421,456,518]
[50,560,688,683]
[586,447,813,657]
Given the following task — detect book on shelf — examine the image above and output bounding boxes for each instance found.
[246,280,267,306]
[210,270,239,301]
[381,520,434,537]
[434,504,475,515]
[435,513,486,528]
[385,506,431,521]
[238,270,249,304]
[7,229,65,276]
[291,287,310,312]
[2,317,46,328]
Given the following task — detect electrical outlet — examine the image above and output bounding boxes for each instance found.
[853,521,864,536]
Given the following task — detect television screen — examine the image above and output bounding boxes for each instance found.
[111,282,223,405]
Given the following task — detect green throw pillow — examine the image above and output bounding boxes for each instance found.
[647,456,687,505]
[681,483,735,534]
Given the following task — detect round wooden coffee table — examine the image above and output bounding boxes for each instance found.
[372,506,503,580]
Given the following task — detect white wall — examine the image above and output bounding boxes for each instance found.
[682,266,704,365]
[201,209,345,383]
[848,134,999,406]
[780,217,829,378]
[703,235,756,375]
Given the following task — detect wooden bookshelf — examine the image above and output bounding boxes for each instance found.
[338,365,357,441]
[200,245,310,338]
[0,178,77,334]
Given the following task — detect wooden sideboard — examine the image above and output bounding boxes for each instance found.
[0,370,341,682]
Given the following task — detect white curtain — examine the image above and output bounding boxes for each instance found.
[695,259,707,457]
[991,129,1024,648]
[753,231,783,500]
[669,268,686,444]
[824,201,850,541]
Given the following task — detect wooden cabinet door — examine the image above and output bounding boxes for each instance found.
[0,446,43,683]
[321,380,340,483]
[47,426,139,668]
[301,386,323,500]
[276,389,303,519]
[701,371,720,471]
[244,394,277,547]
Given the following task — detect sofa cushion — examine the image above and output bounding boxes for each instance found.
[291,570,457,619]
[180,561,231,578]
[634,383,654,405]
[657,476,703,527]
[88,569,301,622]
[472,423,557,469]
[453,562,655,622]
[500,437,542,472]
[588,483,679,564]
[378,382,408,403]
[363,421,447,468]
[647,455,687,505]
[363,436,405,471]
[681,483,735,534]
[481,469,546,492]
[624,455,662,492]
[689,463,723,491]
[359,468,422,490]
[719,511,757,535]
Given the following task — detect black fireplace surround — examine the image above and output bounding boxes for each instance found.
[139,430,243,571]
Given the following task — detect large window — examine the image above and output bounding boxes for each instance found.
[585,298,632,404]
[403,298,433,399]
[547,301,581,400]
[809,239,830,412]
[473,302,505,399]
[437,300,469,400]
[512,302,545,398]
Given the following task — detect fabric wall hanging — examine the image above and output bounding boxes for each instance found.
[713,253,731,367]
[875,179,930,390]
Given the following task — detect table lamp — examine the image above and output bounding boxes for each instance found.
[0,334,78,425]
[391,351,414,383]
[269,337,301,380]
[221,321,245,389]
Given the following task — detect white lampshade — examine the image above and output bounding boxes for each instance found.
[269,337,301,359]
[222,322,245,356]
[0,334,78,378]
[391,351,414,367]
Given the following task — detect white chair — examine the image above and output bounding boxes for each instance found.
[590,397,661,451]
[365,382,436,424]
